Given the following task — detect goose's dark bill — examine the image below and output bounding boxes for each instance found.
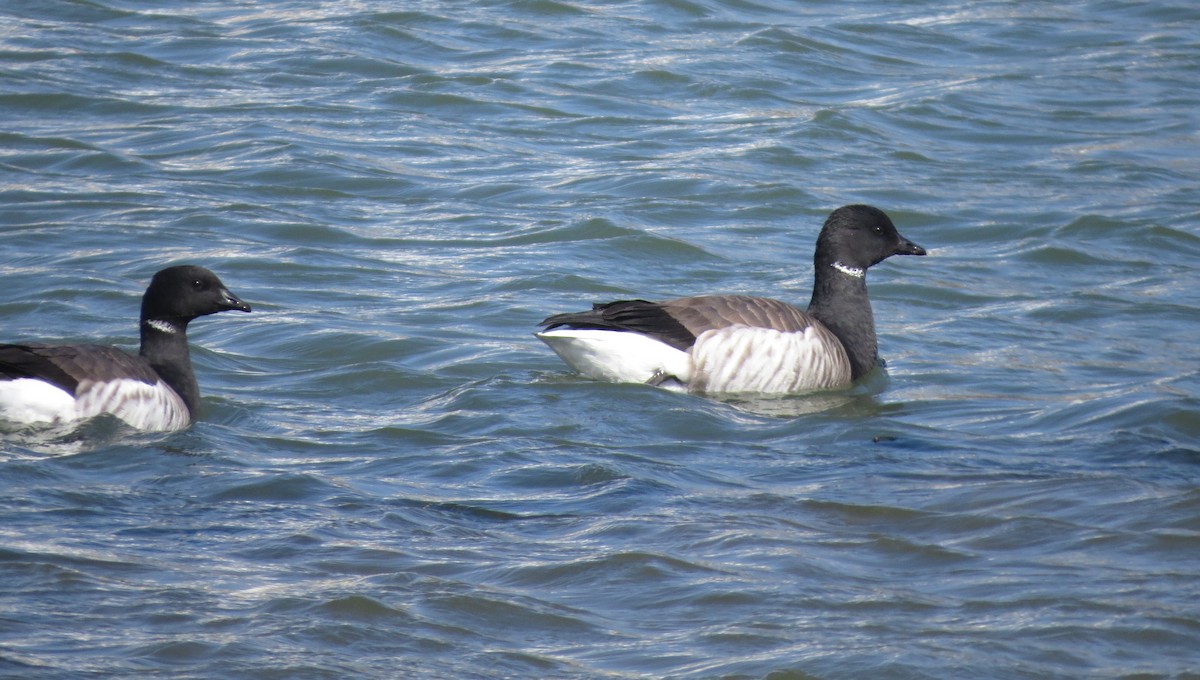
[896,237,926,257]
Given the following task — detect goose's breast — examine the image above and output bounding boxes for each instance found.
[688,325,852,394]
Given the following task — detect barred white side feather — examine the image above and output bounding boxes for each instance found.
[73,378,191,431]
[689,325,852,393]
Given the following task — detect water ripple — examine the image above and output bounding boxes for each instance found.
[3,0,1199,677]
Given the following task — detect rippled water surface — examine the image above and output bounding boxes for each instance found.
[2,1,1199,678]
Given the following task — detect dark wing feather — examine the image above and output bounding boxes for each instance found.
[0,344,159,395]
[539,300,697,351]
[660,295,816,336]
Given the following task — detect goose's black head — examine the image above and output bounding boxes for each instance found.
[140,265,251,325]
[814,204,926,273]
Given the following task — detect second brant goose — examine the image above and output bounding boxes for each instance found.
[0,265,251,432]
[536,205,926,394]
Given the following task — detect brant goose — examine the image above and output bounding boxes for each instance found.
[0,265,251,432]
[536,205,926,394]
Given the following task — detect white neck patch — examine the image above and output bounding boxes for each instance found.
[145,319,178,335]
[832,261,865,278]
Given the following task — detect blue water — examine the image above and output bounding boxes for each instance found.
[2,1,1199,678]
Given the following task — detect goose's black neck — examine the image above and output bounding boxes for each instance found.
[139,318,199,416]
[806,262,878,380]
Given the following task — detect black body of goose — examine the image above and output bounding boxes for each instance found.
[536,205,926,394]
[0,265,251,432]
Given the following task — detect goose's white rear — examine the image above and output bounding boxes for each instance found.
[0,379,77,425]
[536,329,692,387]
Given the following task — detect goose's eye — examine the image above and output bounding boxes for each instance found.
[192,279,207,290]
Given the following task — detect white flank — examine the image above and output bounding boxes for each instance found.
[74,378,192,432]
[0,377,191,432]
[0,379,78,425]
[536,329,692,386]
[689,325,852,394]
